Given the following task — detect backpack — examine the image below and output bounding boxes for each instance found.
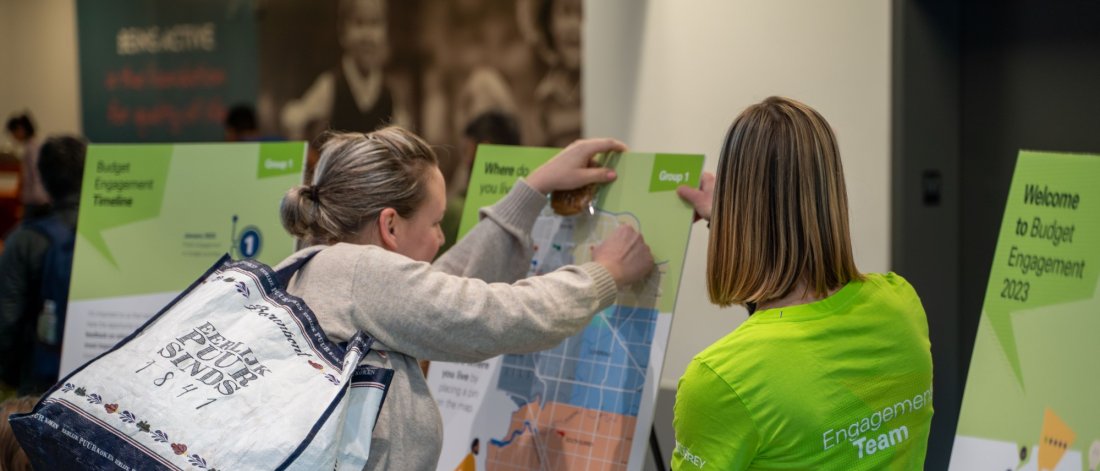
[25,214,75,386]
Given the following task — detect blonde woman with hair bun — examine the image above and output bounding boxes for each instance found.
[276,126,654,469]
[673,97,933,470]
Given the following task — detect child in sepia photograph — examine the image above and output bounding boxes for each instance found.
[535,0,582,147]
[280,0,411,139]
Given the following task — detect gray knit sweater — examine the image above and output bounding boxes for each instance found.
[276,180,618,470]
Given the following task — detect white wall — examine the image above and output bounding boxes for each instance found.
[0,0,891,391]
[585,0,892,389]
[0,0,82,139]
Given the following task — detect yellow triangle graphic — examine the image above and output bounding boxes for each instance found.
[1038,407,1076,471]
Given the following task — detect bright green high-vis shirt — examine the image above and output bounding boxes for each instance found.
[672,273,932,470]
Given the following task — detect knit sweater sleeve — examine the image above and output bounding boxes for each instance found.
[432,179,545,283]
[349,247,618,363]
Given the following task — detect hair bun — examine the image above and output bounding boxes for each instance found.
[280,184,321,241]
[302,185,319,202]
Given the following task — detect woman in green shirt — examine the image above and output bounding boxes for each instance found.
[674,96,933,470]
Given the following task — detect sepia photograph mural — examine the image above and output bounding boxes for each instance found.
[256,0,583,191]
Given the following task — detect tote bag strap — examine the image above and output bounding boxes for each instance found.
[275,250,321,289]
[271,250,384,354]
[272,250,386,357]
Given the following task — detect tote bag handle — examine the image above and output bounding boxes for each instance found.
[275,250,319,289]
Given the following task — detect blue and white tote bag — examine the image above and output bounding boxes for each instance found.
[10,253,393,470]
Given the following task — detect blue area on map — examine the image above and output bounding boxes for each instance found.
[489,421,536,448]
[498,211,658,418]
[497,303,658,417]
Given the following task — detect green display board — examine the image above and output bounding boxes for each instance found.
[430,145,703,470]
[456,146,700,313]
[60,142,305,376]
[950,151,1100,471]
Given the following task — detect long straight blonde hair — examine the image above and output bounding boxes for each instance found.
[707,96,862,307]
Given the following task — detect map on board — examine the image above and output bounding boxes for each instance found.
[427,145,702,470]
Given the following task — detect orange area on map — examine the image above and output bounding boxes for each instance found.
[487,401,636,470]
[1038,407,1076,471]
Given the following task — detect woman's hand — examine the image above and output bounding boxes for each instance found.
[676,171,716,222]
[526,138,627,195]
[591,225,654,287]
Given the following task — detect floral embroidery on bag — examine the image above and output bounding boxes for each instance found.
[234,281,250,298]
[58,384,214,469]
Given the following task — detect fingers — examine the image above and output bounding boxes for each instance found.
[676,185,708,207]
[611,225,651,286]
[591,224,654,286]
[575,167,618,186]
[620,225,654,283]
[699,172,716,192]
[530,138,627,194]
[568,138,627,159]
[597,225,628,249]
[612,223,639,242]
[676,171,715,222]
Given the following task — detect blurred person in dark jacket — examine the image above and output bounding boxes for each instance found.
[0,136,86,394]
